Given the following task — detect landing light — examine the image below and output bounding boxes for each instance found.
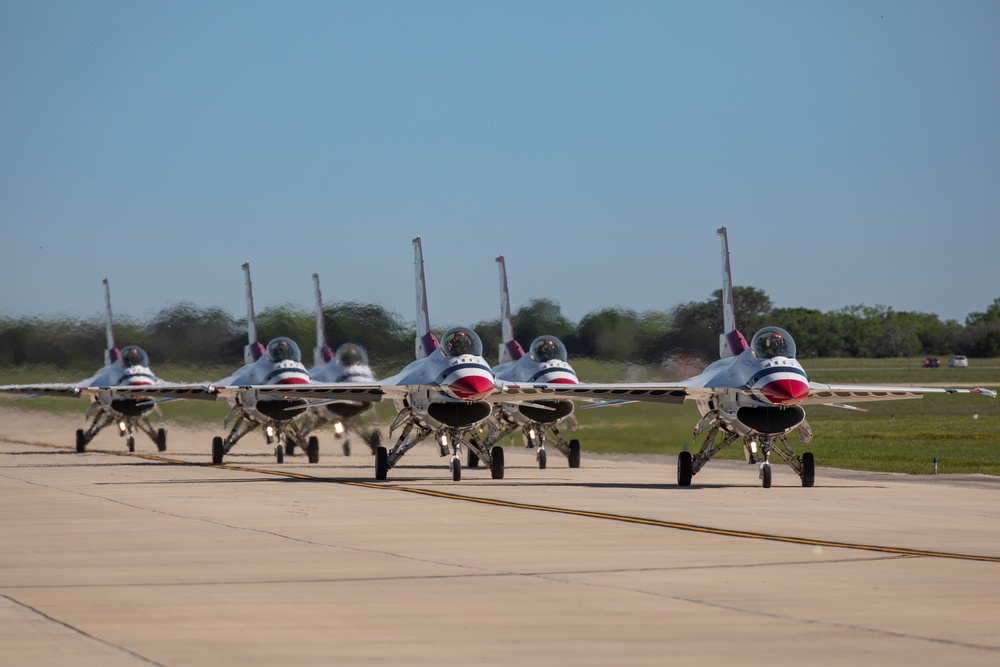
[266,425,275,438]
[528,428,537,440]
[750,440,758,453]
[118,421,126,433]
[439,433,448,448]
[334,421,345,435]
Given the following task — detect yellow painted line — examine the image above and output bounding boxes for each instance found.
[8,439,1000,564]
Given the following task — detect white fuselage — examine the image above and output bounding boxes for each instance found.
[493,357,578,426]
[216,359,311,424]
[689,349,810,437]
[80,363,160,419]
[309,361,377,420]
[385,351,496,432]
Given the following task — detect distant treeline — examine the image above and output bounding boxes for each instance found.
[2,288,998,373]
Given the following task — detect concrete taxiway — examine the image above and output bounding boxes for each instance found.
[2,406,999,666]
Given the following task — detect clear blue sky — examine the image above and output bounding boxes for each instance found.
[2,1,998,331]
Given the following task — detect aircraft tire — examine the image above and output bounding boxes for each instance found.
[284,439,296,456]
[451,459,461,482]
[568,439,581,468]
[76,429,87,453]
[156,428,167,452]
[275,445,284,464]
[677,451,693,487]
[127,436,135,453]
[801,452,815,487]
[490,446,504,480]
[467,450,480,468]
[761,463,772,489]
[538,449,547,470]
[343,440,351,457]
[212,437,224,465]
[375,447,388,480]
[307,436,320,464]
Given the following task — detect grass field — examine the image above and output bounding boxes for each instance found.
[2,359,998,475]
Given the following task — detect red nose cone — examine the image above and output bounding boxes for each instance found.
[276,377,309,385]
[447,375,494,400]
[760,379,809,406]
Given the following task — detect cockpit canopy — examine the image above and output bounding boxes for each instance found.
[335,342,369,367]
[266,337,302,363]
[441,327,483,357]
[119,345,149,368]
[750,327,796,359]
[529,336,567,363]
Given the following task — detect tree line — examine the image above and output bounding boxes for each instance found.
[1,289,998,374]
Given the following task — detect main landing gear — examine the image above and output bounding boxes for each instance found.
[373,423,504,482]
[74,414,167,454]
[679,414,815,488]
[211,411,317,465]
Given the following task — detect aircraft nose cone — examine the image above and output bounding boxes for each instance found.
[447,374,494,400]
[760,378,809,406]
[275,377,309,385]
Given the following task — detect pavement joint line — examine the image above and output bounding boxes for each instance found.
[7,439,1000,564]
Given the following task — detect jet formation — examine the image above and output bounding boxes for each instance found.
[1,230,994,487]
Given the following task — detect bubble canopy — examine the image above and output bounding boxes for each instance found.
[119,345,149,368]
[441,327,483,357]
[529,336,567,362]
[335,343,368,367]
[750,327,796,359]
[266,337,302,363]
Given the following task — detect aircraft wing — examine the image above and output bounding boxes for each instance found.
[209,382,404,404]
[0,383,83,399]
[77,384,221,401]
[803,383,996,405]
[493,381,709,405]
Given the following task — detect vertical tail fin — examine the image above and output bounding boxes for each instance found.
[717,227,748,358]
[496,256,524,364]
[412,237,439,359]
[312,273,335,366]
[102,278,119,366]
[242,262,265,363]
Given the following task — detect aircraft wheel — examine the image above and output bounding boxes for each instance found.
[307,436,320,464]
[537,449,547,470]
[76,429,87,453]
[375,447,388,481]
[801,452,815,488]
[761,463,772,489]
[212,437,224,465]
[284,438,296,456]
[156,428,167,452]
[467,450,480,468]
[127,436,135,452]
[343,439,351,457]
[451,459,462,482]
[568,439,581,468]
[275,445,284,464]
[490,446,504,480]
[677,451,693,487]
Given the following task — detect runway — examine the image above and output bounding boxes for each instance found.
[2,407,999,666]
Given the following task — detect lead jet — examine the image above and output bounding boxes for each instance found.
[293,273,380,456]
[495,227,996,488]
[0,278,168,453]
[484,256,582,469]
